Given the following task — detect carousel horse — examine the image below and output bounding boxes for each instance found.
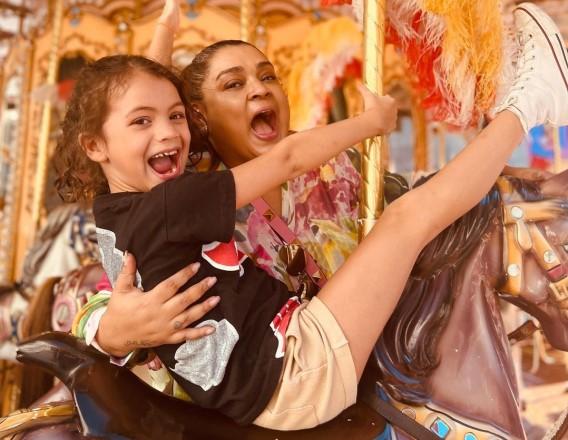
[373,171,568,439]
[8,332,390,440]
[0,203,98,361]
[0,204,98,411]
[3,171,568,440]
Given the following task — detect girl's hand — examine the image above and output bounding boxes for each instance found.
[158,0,181,34]
[502,165,554,181]
[358,84,398,135]
[96,253,219,357]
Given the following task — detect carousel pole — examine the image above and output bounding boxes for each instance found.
[359,0,386,240]
[240,0,255,43]
[436,123,447,168]
[31,0,64,230]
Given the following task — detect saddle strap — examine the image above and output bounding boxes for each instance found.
[360,387,439,440]
[507,319,539,344]
[251,197,327,287]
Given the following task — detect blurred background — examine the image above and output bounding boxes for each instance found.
[0,1,567,437]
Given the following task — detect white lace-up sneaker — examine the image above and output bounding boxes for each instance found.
[494,3,568,132]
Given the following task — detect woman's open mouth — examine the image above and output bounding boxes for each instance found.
[148,149,181,180]
[250,109,278,141]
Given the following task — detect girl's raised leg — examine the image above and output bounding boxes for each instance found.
[318,3,568,378]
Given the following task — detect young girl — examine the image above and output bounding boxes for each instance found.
[56,54,397,426]
[56,3,568,430]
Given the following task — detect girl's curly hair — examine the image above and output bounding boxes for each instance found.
[54,55,189,202]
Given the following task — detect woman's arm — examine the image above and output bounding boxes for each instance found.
[232,86,397,209]
[147,0,179,66]
[96,254,219,357]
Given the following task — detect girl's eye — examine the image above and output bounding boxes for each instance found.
[131,117,151,126]
[262,74,277,82]
[171,112,186,120]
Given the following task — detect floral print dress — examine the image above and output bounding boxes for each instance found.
[232,150,361,291]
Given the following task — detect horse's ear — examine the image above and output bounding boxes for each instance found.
[541,169,568,198]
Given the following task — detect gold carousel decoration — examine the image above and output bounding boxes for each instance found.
[0,0,432,286]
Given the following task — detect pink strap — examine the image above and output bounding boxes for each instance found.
[251,198,326,287]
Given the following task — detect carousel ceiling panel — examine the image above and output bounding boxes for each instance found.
[2,0,568,64]
[0,0,44,59]
[0,0,354,62]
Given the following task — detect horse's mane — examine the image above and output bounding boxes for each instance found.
[373,176,545,404]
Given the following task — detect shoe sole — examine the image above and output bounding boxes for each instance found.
[515,3,568,94]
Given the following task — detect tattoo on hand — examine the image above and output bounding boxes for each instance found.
[173,321,182,330]
[125,339,155,348]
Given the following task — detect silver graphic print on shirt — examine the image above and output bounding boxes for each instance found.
[95,227,142,289]
[173,319,239,391]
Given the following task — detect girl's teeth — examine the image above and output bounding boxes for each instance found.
[152,150,177,159]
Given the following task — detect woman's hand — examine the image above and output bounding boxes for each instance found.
[96,253,219,357]
[158,0,181,34]
[358,83,398,135]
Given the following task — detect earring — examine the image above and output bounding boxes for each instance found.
[192,108,209,138]
[199,120,209,138]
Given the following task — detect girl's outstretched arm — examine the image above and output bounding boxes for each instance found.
[232,87,397,209]
[147,0,179,66]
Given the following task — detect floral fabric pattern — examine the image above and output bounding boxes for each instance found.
[232,150,361,290]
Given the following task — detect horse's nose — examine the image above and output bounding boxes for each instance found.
[16,332,87,382]
[16,338,56,369]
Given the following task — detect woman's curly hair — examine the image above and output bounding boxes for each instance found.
[54,55,188,202]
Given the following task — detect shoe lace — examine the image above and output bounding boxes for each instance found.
[509,32,536,94]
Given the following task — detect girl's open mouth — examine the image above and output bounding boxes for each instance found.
[250,109,278,141]
[148,149,181,179]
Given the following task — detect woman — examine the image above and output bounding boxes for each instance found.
[75,2,369,357]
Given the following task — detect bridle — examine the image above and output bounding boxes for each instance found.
[497,178,568,315]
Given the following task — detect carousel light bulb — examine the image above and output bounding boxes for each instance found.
[544,250,558,264]
[507,264,521,277]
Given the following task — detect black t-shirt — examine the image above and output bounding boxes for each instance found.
[94,170,297,424]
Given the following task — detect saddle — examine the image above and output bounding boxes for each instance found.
[5,332,385,440]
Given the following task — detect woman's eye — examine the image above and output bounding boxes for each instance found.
[131,117,150,126]
[225,81,243,90]
[262,74,277,81]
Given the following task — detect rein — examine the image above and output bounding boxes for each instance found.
[497,178,568,314]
